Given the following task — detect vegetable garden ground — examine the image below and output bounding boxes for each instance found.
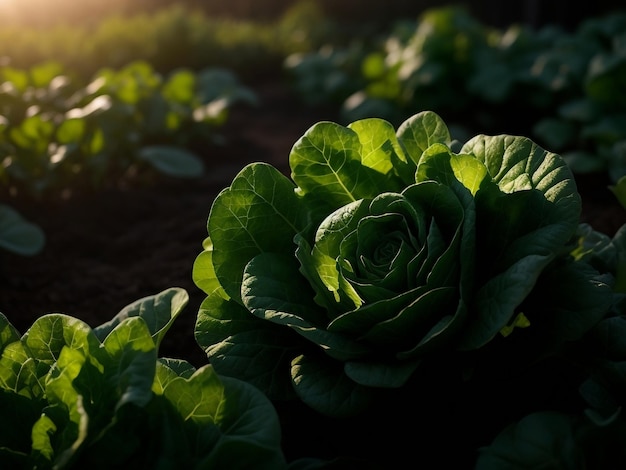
[2,77,626,466]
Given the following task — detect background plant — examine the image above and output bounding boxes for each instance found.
[285,6,626,183]
[0,60,256,198]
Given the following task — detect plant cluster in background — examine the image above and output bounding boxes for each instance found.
[0,60,255,256]
[285,6,626,184]
[0,60,256,198]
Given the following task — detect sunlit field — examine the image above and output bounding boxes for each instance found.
[0,0,132,26]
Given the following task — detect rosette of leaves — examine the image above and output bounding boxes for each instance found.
[193,111,610,417]
[0,288,287,469]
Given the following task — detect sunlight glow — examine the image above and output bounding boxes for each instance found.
[0,0,129,27]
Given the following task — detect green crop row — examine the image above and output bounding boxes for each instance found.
[285,5,626,183]
[0,60,257,194]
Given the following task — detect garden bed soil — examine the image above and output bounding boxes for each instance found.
[0,81,625,466]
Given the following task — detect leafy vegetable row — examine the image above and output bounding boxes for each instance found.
[0,60,256,197]
[0,60,255,257]
[285,6,626,183]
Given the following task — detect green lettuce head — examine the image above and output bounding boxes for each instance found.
[193,111,609,416]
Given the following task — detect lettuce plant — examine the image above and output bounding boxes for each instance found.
[193,110,611,417]
[0,288,287,469]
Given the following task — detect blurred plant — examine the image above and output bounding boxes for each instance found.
[0,204,44,256]
[284,42,368,108]
[0,60,257,198]
[285,6,491,125]
[533,13,626,183]
[286,6,626,183]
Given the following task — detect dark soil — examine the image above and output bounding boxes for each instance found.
[0,80,625,467]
